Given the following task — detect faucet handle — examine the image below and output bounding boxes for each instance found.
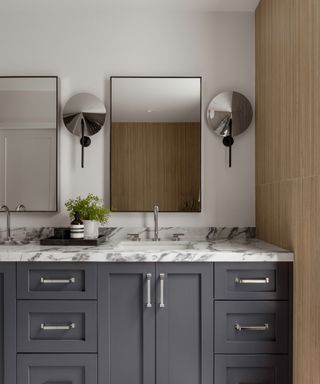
[127,233,141,242]
[16,204,26,211]
[172,233,184,241]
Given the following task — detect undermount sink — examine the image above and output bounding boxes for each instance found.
[114,240,191,251]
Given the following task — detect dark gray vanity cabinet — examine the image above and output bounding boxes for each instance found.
[11,261,291,384]
[17,354,97,384]
[98,263,213,384]
[214,262,292,384]
[98,263,156,384]
[0,264,16,384]
[17,263,98,384]
[156,264,213,384]
[215,355,289,384]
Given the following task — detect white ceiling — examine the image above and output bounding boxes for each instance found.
[112,78,201,123]
[2,0,260,12]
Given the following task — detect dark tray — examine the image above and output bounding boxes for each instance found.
[40,233,107,246]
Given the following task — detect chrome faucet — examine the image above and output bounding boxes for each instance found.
[0,205,11,241]
[153,205,160,241]
[16,204,26,211]
[0,204,26,241]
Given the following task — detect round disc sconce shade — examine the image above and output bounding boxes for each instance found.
[207,91,253,137]
[63,93,106,137]
[63,93,106,168]
[207,91,253,167]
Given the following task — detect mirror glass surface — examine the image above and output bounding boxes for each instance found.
[111,77,201,212]
[0,77,58,211]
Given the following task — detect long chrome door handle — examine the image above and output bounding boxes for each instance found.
[159,273,165,308]
[146,273,152,308]
[40,277,76,284]
[40,323,75,330]
[235,323,269,332]
[235,277,270,284]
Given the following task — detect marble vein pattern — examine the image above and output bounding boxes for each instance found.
[0,226,293,262]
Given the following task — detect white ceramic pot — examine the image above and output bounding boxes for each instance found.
[83,220,99,239]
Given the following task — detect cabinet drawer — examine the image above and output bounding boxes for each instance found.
[214,262,289,300]
[215,301,288,354]
[17,300,97,353]
[17,263,97,299]
[215,355,289,384]
[17,354,97,384]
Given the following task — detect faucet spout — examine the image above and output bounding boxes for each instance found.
[153,205,160,241]
[16,204,26,211]
[0,205,11,241]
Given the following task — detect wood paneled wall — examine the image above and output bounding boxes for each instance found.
[256,1,320,383]
[111,122,201,212]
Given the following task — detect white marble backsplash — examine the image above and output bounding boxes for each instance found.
[0,226,256,244]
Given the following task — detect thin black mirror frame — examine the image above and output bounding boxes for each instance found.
[109,76,202,213]
[0,75,59,213]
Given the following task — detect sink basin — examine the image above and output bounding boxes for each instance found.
[114,241,191,251]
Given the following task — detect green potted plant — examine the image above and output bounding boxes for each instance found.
[65,194,110,239]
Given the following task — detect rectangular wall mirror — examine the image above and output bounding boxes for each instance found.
[0,76,58,212]
[110,76,201,212]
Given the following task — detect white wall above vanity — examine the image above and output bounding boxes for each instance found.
[0,9,255,229]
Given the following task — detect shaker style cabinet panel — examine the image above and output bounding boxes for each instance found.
[17,300,97,353]
[214,262,289,300]
[98,263,213,384]
[0,264,16,384]
[215,301,289,354]
[215,355,289,384]
[17,263,97,299]
[17,354,97,384]
[156,263,213,384]
[98,263,156,384]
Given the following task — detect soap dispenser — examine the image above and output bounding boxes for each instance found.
[70,212,84,239]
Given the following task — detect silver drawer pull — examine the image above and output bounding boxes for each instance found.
[40,277,76,284]
[235,323,269,332]
[146,273,152,308]
[40,323,75,331]
[159,273,165,308]
[235,277,270,284]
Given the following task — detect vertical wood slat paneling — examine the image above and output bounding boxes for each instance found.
[256,1,320,383]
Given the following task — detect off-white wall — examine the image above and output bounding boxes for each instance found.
[0,9,255,228]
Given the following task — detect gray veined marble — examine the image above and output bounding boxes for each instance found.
[0,226,254,244]
[0,226,293,262]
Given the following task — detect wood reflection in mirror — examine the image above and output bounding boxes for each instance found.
[111,122,201,212]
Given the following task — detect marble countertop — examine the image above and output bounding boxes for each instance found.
[0,238,294,262]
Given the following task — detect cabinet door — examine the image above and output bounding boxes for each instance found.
[98,263,156,384]
[0,264,16,384]
[156,263,213,384]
